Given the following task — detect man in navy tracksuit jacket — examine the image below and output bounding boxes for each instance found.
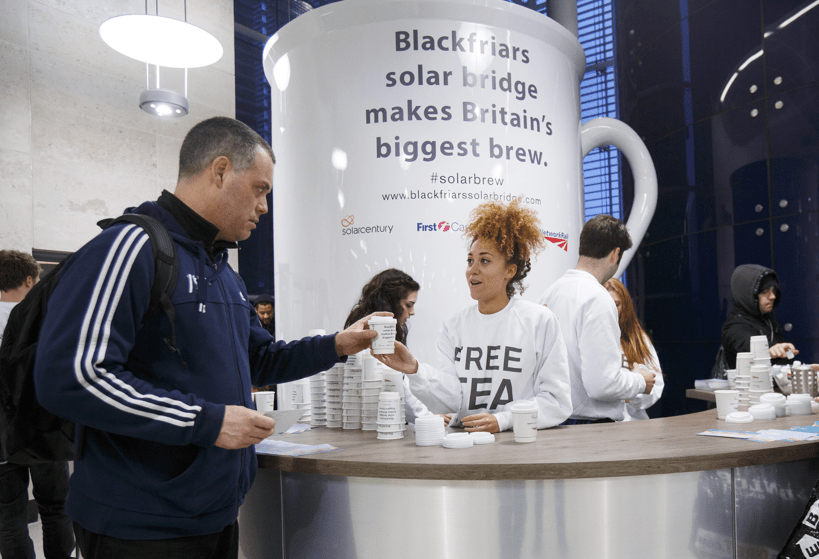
[33,117,381,558]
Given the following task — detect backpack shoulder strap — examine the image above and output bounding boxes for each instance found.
[97,214,181,358]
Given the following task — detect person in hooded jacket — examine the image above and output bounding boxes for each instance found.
[721,264,806,369]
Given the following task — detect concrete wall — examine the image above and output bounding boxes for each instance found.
[0,0,235,254]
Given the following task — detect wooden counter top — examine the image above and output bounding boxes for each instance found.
[256,409,819,481]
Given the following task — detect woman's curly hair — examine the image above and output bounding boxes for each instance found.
[464,198,545,298]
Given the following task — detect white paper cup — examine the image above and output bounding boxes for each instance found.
[511,401,538,442]
[369,316,397,354]
[714,389,739,419]
[750,335,769,360]
[254,391,276,413]
[377,392,402,424]
[382,371,405,396]
[736,352,754,377]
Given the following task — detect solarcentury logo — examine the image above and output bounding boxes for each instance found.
[417,221,466,232]
[341,215,394,235]
[543,229,568,251]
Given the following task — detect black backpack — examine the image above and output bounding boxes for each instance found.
[0,214,179,464]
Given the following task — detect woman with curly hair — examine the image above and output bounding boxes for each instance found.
[604,278,664,420]
[375,199,572,433]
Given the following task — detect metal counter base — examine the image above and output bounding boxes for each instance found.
[239,457,817,559]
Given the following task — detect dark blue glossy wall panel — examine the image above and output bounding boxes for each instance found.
[617,0,819,417]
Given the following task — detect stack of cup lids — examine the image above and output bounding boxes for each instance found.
[725,411,754,424]
[760,392,787,417]
[376,392,403,440]
[787,394,812,416]
[360,355,382,430]
[309,371,327,427]
[342,352,364,429]
[442,432,474,449]
[324,363,344,428]
[415,415,446,446]
[748,403,776,421]
[469,431,495,445]
[381,369,406,430]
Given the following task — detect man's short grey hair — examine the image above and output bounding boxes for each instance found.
[178,117,275,180]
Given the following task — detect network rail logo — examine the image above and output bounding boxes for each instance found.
[341,215,394,235]
[543,229,568,252]
[417,221,466,232]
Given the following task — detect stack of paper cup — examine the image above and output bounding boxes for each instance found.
[342,352,364,429]
[749,335,769,360]
[787,394,813,415]
[324,363,344,428]
[736,352,753,377]
[714,389,739,420]
[760,392,787,417]
[376,392,403,440]
[415,415,446,446]
[733,379,750,411]
[725,369,737,389]
[511,401,539,443]
[750,364,772,389]
[309,371,327,427]
[747,359,772,411]
[360,355,383,430]
[382,369,406,430]
[289,379,312,423]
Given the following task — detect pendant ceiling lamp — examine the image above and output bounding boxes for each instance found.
[99,1,223,117]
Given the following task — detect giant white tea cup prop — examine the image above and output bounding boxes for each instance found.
[264,0,657,406]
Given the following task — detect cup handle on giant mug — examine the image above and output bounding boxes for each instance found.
[580,118,658,277]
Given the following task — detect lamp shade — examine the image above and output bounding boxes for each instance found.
[100,14,223,68]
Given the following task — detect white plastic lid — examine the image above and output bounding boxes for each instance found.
[759,393,786,404]
[725,411,754,423]
[368,316,397,324]
[789,393,813,401]
[748,403,774,413]
[469,432,496,444]
[510,401,538,412]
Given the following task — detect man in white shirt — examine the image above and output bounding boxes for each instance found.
[538,215,655,423]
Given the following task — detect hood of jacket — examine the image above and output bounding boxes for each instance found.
[730,264,780,318]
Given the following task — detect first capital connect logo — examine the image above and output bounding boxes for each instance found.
[417,221,466,232]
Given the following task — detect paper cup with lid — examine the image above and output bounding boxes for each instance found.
[369,316,397,354]
[510,401,539,442]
